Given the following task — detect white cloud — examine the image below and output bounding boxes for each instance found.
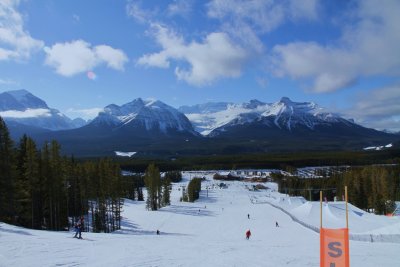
[137,24,248,86]
[66,107,103,120]
[343,84,400,131]
[0,78,18,85]
[167,0,193,18]
[0,108,50,118]
[126,1,155,24]
[207,0,284,33]
[206,0,319,56]
[0,0,44,61]
[95,45,127,70]
[271,0,400,92]
[289,0,318,20]
[44,40,128,76]
[207,0,318,32]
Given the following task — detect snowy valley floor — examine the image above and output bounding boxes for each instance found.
[1,173,400,267]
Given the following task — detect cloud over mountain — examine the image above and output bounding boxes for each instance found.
[137,24,248,86]
[44,40,128,76]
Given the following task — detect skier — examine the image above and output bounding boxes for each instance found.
[74,216,84,239]
[156,229,160,235]
[246,229,251,240]
[247,214,250,219]
[73,220,80,238]
[276,221,279,227]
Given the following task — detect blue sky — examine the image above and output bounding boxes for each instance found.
[0,0,399,131]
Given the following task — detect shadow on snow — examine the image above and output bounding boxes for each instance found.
[159,205,215,217]
[117,220,190,237]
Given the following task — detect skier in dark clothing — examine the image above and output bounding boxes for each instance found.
[276,221,279,227]
[246,229,251,240]
[74,217,84,239]
[73,221,80,238]
[247,214,250,219]
[156,229,160,235]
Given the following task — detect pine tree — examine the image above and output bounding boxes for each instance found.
[187,178,202,202]
[0,117,16,223]
[161,177,171,207]
[15,136,40,228]
[137,186,144,201]
[144,163,162,210]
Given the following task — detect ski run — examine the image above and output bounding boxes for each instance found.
[1,172,399,267]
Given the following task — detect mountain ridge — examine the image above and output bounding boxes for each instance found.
[1,90,398,156]
[179,97,349,136]
[0,89,87,132]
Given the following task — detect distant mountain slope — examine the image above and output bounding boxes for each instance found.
[180,97,350,136]
[87,98,197,136]
[0,90,87,133]
[0,89,48,111]
[34,98,200,156]
[176,97,398,154]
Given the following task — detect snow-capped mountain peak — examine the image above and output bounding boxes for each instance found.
[91,98,196,135]
[0,89,48,111]
[180,98,347,136]
[0,89,86,131]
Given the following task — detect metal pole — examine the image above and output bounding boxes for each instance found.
[345,186,349,229]
[320,191,323,229]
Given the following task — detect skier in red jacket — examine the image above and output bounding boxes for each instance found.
[246,229,251,240]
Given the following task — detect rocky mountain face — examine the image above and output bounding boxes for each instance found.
[0,90,86,133]
[180,97,351,136]
[90,98,197,136]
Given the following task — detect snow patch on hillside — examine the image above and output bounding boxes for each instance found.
[115,151,136,157]
[364,143,393,151]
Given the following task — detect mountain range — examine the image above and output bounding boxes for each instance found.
[0,89,398,157]
[0,90,86,133]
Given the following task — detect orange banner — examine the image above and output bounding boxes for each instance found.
[320,228,349,267]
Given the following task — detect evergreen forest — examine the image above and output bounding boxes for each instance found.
[0,117,128,232]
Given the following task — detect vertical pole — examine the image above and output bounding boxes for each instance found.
[345,186,349,229]
[320,191,323,229]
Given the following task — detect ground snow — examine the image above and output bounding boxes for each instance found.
[1,172,399,266]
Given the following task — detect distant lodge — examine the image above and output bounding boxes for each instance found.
[215,166,344,179]
[216,169,285,178]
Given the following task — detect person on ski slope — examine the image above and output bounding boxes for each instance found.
[73,220,80,238]
[246,229,251,240]
[74,216,84,239]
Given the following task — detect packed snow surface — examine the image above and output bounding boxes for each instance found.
[1,172,399,266]
[114,151,137,157]
[364,143,394,151]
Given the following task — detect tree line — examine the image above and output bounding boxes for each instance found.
[0,117,124,232]
[119,149,400,173]
[271,164,400,215]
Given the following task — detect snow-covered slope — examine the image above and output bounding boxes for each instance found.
[180,97,349,136]
[1,172,399,267]
[0,90,87,131]
[91,98,197,135]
